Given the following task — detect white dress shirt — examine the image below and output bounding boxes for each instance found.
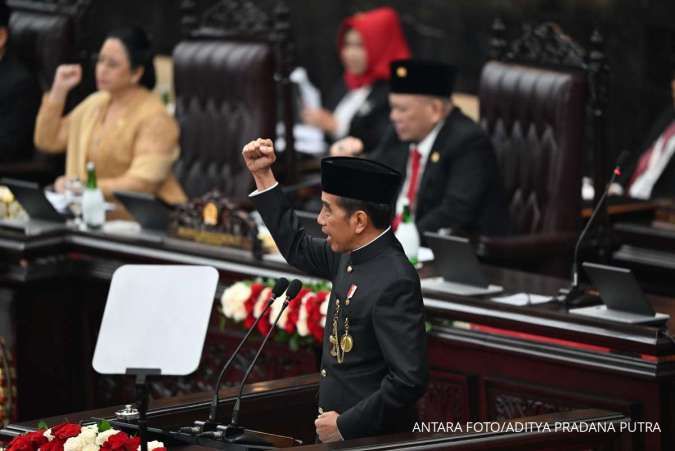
[395,120,444,216]
[332,86,372,140]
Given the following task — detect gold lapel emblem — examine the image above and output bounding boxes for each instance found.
[203,202,219,226]
[431,151,440,163]
[396,66,407,78]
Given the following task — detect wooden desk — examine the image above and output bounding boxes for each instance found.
[0,374,631,450]
[0,227,673,450]
[613,221,675,296]
[581,198,661,221]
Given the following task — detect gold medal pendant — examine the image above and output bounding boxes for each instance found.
[340,334,353,353]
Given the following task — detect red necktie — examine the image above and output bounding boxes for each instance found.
[406,146,422,208]
[629,121,675,187]
[393,147,422,231]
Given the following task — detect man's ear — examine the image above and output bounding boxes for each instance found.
[0,28,8,52]
[351,210,369,234]
[429,98,447,122]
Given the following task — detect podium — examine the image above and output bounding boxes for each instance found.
[0,374,629,450]
[92,265,302,449]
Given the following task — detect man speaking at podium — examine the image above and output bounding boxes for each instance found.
[243,139,428,442]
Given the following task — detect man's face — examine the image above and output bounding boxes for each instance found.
[389,93,444,142]
[317,192,357,253]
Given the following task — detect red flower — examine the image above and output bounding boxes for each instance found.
[255,289,273,336]
[100,432,140,451]
[284,288,309,334]
[50,424,81,442]
[243,283,264,329]
[38,441,64,451]
[9,431,47,451]
[307,291,328,343]
[123,436,140,451]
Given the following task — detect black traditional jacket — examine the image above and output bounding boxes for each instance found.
[252,185,428,440]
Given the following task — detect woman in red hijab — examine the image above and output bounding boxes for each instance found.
[302,7,410,153]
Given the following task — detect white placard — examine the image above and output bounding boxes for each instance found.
[93,265,218,376]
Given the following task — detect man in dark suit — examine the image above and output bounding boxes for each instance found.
[332,59,511,238]
[616,72,675,199]
[242,138,428,442]
[0,0,40,163]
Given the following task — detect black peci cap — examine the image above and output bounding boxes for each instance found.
[321,157,402,205]
[0,1,9,28]
[390,59,457,97]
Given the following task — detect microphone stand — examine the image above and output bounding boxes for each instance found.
[179,278,288,435]
[560,155,627,308]
[210,281,301,446]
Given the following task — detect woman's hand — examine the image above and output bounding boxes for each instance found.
[329,136,364,157]
[49,64,82,103]
[53,175,67,193]
[302,108,338,135]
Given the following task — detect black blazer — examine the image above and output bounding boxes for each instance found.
[621,107,675,198]
[369,108,511,237]
[0,54,40,162]
[326,79,391,153]
[252,185,428,440]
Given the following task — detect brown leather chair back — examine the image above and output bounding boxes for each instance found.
[172,40,276,200]
[8,11,74,91]
[479,61,586,235]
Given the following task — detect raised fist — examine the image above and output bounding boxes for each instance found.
[52,64,82,94]
[242,138,277,175]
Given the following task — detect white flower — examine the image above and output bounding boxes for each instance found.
[83,444,100,451]
[254,287,272,318]
[64,436,84,451]
[78,425,98,445]
[319,294,330,316]
[269,290,289,329]
[44,429,54,442]
[138,440,165,451]
[221,282,251,322]
[295,293,314,337]
[95,429,120,446]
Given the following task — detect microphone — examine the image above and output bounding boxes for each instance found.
[218,279,303,444]
[561,151,630,307]
[180,277,289,435]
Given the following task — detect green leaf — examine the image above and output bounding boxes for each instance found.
[98,420,112,432]
[289,334,300,352]
[37,421,49,430]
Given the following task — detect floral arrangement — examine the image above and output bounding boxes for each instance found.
[0,186,26,220]
[7,421,166,451]
[220,279,330,350]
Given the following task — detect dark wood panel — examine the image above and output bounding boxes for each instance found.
[1,228,673,449]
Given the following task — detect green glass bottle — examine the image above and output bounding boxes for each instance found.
[86,161,97,189]
[395,203,419,266]
[402,204,412,224]
[82,161,105,228]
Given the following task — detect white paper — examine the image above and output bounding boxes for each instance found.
[290,67,321,110]
[491,292,552,306]
[275,123,327,155]
[418,246,434,262]
[44,190,70,213]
